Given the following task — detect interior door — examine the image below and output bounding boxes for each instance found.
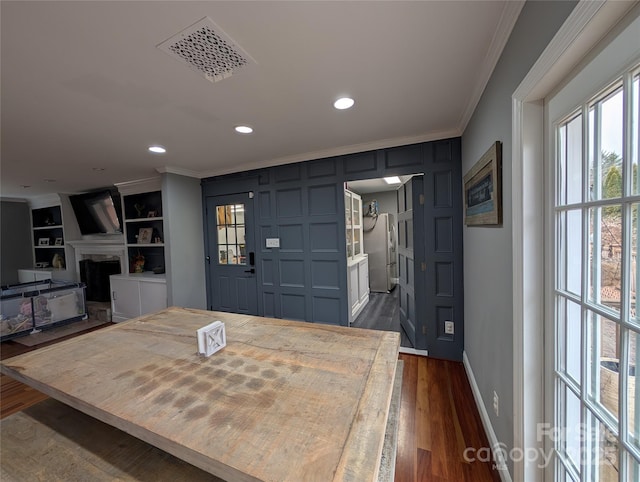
[206,193,257,315]
[397,176,425,348]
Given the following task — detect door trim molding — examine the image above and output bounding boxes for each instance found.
[511,1,634,480]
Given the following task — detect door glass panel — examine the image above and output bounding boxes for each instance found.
[632,72,639,196]
[558,113,582,205]
[216,204,246,265]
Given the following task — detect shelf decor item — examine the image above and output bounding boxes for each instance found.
[463,141,502,226]
[38,238,49,246]
[52,253,65,269]
[133,252,145,273]
[54,238,63,246]
[137,227,153,244]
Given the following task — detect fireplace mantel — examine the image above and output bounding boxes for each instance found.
[67,240,127,279]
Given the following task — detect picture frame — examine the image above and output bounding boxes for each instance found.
[147,210,157,218]
[137,227,153,244]
[463,141,502,226]
[54,237,63,246]
[38,238,50,246]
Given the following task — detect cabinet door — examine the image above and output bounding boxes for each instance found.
[358,258,369,302]
[140,281,167,315]
[110,278,140,319]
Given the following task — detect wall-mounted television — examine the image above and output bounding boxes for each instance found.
[69,189,123,235]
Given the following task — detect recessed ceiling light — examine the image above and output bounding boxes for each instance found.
[333,97,355,110]
[235,125,253,134]
[44,179,56,183]
[92,167,105,172]
[384,176,401,184]
[21,185,31,189]
[148,145,166,154]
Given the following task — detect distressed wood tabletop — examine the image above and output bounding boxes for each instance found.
[1,307,400,482]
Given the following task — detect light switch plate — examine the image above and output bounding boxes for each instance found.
[197,321,226,357]
[265,238,280,248]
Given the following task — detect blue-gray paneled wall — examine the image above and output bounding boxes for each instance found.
[202,137,464,360]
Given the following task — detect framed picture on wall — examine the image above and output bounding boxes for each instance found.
[463,141,502,226]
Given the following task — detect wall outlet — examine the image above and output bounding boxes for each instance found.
[493,391,499,417]
[444,320,454,335]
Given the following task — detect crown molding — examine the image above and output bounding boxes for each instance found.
[457,0,525,133]
[197,128,461,180]
[155,166,201,178]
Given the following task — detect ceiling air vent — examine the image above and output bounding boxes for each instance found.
[157,17,255,83]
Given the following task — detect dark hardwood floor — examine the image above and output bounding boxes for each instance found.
[1,325,497,481]
[353,288,414,348]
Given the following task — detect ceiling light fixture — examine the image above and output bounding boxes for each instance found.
[92,167,105,172]
[44,179,56,183]
[235,125,253,134]
[384,176,401,184]
[148,145,166,154]
[333,97,355,110]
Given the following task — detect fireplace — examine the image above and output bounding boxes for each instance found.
[67,240,127,301]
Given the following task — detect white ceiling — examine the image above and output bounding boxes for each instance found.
[0,1,522,199]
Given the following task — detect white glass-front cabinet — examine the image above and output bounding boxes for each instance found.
[345,188,368,323]
[345,189,363,259]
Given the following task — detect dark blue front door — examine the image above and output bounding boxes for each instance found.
[206,193,257,315]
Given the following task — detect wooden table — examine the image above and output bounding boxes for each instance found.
[1,307,400,482]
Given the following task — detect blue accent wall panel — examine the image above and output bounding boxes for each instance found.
[385,144,423,169]
[310,223,339,252]
[279,224,304,252]
[308,158,338,178]
[276,189,303,218]
[281,294,306,321]
[435,262,453,297]
[261,259,274,286]
[258,191,271,218]
[311,260,340,290]
[434,171,453,208]
[435,217,453,253]
[312,296,341,325]
[274,164,302,183]
[343,151,377,175]
[308,184,337,216]
[280,259,305,287]
[203,137,464,360]
[263,292,275,317]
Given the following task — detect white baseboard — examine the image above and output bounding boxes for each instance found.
[462,351,512,482]
[398,346,428,356]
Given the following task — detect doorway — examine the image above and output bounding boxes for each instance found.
[205,193,258,315]
[346,174,423,350]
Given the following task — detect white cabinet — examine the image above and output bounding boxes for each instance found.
[345,190,363,259]
[110,274,166,322]
[18,269,53,283]
[347,255,369,324]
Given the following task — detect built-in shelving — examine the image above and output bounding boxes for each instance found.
[121,187,165,274]
[31,205,66,269]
